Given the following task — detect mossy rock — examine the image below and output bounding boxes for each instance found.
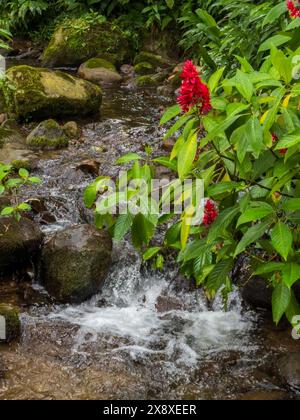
[0,304,21,343]
[41,18,130,68]
[134,51,170,68]
[96,53,119,67]
[63,121,80,139]
[41,225,112,303]
[137,72,168,87]
[4,66,102,121]
[26,119,68,151]
[0,217,43,274]
[78,59,122,85]
[84,58,116,71]
[134,61,154,75]
[0,127,24,148]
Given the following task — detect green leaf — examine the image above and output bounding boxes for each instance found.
[207,206,240,243]
[254,262,285,275]
[17,202,31,211]
[153,156,177,172]
[160,104,181,125]
[18,168,29,178]
[234,219,272,257]
[234,70,254,102]
[272,282,291,325]
[258,34,292,52]
[282,263,300,289]
[245,116,264,158]
[115,153,142,165]
[236,202,274,227]
[1,207,15,216]
[271,222,293,261]
[84,183,97,208]
[114,213,134,241]
[208,67,225,93]
[263,2,287,27]
[207,182,243,197]
[131,213,155,249]
[164,115,191,140]
[206,258,234,294]
[275,129,300,150]
[271,47,292,85]
[285,290,300,326]
[283,198,300,212]
[28,176,41,184]
[143,247,161,261]
[177,132,197,180]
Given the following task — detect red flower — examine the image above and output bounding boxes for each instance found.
[287,0,300,17]
[203,199,218,227]
[177,60,212,115]
[272,133,287,156]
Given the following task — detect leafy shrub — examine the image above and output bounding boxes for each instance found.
[0,164,41,220]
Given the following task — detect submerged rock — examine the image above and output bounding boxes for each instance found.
[41,18,129,67]
[0,303,21,343]
[26,119,68,150]
[78,58,122,85]
[0,217,43,274]
[4,66,102,120]
[277,353,300,392]
[40,225,112,303]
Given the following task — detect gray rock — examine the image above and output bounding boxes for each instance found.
[0,217,43,274]
[277,353,300,391]
[26,119,68,150]
[40,225,112,303]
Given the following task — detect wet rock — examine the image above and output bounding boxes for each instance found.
[134,51,170,69]
[63,121,80,139]
[277,353,300,392]
[76,159,100,175]
[0,127,24,148]
[137,73,168,88]
[4,66,102,120]
[156,295,184,313]
[120,65,135,77]
[78,58,122,85]
[0,217,43,274]
[26,119,68,150]
[134,62,154,76]
[40,225,112,303]
[239,390,289,400]
[0,303,21,343]
[42,18,129,67]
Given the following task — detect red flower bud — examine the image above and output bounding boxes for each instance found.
[202,199,218,227]
[287,0,300,17]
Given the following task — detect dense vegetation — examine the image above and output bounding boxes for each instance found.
[1,0,300,328]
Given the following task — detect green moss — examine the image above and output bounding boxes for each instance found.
[137,72,167,87]
[0,303,21,343]
[134,51,168,67]
[42,19,130,67]
[11,160,31,170]
[96,53,118,66]
[84,58,116,71]
[27,136,68,150]
[134,61,154,75]
[6,65,102,120]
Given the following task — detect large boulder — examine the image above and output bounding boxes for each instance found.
[41,18,129,68]
[40,225,112,303]
[4,66,102,120]
[0,303,21,343]
[78,58,122,85]
[26,119,68,150]
[0,217,43,274]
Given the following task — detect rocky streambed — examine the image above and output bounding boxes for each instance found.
[0,53,300,399]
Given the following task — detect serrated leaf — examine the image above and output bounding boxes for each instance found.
[234,219,272,257]
[236,202,274,227]
[114,213,134,241]
[254,262,285,275]
[272,282,291,325]
[206,258,234,294]
[282,263,300,289]
[271,222,293,261]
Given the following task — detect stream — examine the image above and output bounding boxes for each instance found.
[0,60,300,400]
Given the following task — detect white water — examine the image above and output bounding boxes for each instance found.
[49,241,256,370]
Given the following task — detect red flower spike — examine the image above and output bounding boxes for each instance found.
[177,60,212,115]
[272,133,287,157]
[287,0,300,18]
[203,199,218,227]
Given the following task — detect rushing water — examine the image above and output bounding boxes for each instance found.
[0,75,299,399]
